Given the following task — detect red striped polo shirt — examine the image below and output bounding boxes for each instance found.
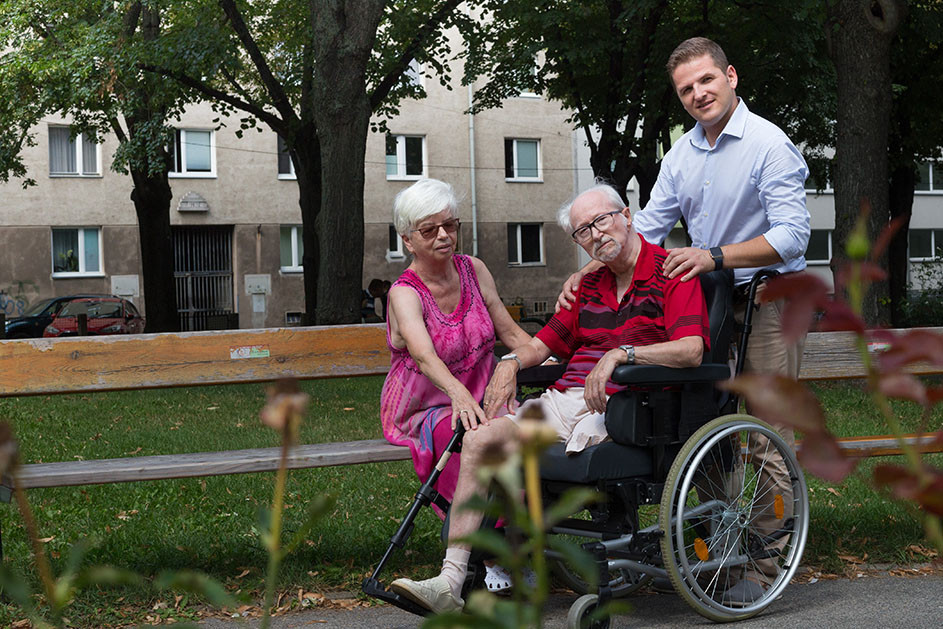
[536,235,710,395]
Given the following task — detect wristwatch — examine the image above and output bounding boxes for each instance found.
[618,344,635,365]
[499,352,523,370]
[709,246,724,271]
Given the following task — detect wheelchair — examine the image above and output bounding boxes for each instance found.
[363,269,809,627]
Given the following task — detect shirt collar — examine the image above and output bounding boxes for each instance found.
[602,234,655,307]
[691,97,748,149]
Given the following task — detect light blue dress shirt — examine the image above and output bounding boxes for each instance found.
[634,99,811,286]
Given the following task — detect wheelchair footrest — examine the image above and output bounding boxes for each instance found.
[362,577,431,617]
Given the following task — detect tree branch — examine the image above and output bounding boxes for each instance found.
[138,63,284,133]
[217,0,296,122]
[368,0,462,111]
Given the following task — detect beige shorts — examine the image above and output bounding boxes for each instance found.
[507,387,609,454]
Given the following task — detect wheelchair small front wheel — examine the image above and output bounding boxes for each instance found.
[566,594,610,629]
[550,552,651,598]
[659,414,809,622]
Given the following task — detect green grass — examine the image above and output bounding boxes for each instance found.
[0,378,939,626]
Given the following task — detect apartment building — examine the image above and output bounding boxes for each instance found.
[0,65,587,329]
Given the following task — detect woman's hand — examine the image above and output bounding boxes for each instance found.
[449,387,490,432]
[483,360,518,418]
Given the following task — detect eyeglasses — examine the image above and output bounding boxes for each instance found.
[411,218,461,240]
[571,210,622,243]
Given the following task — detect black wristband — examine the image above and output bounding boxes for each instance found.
[709,246,724,271]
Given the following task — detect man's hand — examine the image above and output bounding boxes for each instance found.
[582,348,623,414]
[555,270,583,313]
[663,247,715,282]
[483,360,518,418]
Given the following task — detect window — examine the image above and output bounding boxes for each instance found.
[385,134,425,180]
[915,161,943,192]
[277,136,295,179]
[51,228,102,276]
[504,138,541,181]
[909,229,943,260]
[280,225,304,272]
[48,126,99,176]
[387,224,404,260]
[507,223,544,265]
[519,59,540,98]
[806,229,832,264]
[170,129,215,177]
[405,59,424,88]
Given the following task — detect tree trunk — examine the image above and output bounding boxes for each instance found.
[293,129,322,326]
[888,162,914,326]
[828,0,905,325]
[310,1,384,324]
[129,170,178,332]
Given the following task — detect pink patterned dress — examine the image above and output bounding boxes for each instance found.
[380,254,499,511]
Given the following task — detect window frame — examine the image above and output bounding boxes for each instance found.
[908,228,943,262]
[805,229,833,265]
[277,135,296,180]
[385,134,427,181]
[504,138,543,183]
[48,125,101,177]
[405,59,424,88]
[169,128,217,178]
[279,225,304,273]
[51,227,104,278]
[507,222,545,266]
[386,224,405,261]
[915,160,943,194]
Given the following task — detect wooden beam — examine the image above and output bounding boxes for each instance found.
[0,325,389,397]
[826,433,943,458]
[798,327,943,381]
[3,439,410,490]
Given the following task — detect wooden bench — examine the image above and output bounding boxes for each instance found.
[1,325,940,498]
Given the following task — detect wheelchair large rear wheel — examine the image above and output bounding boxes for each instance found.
[659,414,809,622]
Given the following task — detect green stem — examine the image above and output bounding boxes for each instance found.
[523,448,546,629]
[13,479,60,626]
[260,428,291,629]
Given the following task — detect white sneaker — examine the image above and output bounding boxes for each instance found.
[390,574,464,614]
[485,563,538,595]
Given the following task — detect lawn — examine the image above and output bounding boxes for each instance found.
[0,377,940,626]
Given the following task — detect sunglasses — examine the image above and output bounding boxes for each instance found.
[411,218,461,240]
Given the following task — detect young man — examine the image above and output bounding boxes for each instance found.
[560,37,811,604]
[389,184,710,613]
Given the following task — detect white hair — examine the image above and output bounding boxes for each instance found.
[392,178,460,236]
[556,183,626,232]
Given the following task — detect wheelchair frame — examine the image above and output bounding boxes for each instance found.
[363,269,810,627]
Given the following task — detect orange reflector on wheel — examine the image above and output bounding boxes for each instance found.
[694,537,709,561]
[774,494,785,519]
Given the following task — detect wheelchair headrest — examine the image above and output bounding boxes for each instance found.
[698,269,735,364]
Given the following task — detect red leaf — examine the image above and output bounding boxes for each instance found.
[915,473,943,517]
[816,301,866,334]
[927,388,943,406]
[874,465,943,517]
[877,329,943,372]
[876,373,928,406]
[834,262,888,292]
[761,272,830,304]
[870,215,908,261]
[799,432,858,482]
[720,374,827,433]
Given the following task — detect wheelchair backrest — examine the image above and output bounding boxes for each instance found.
[698,269,735,366]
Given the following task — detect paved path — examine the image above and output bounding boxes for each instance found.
[200,572,943,628]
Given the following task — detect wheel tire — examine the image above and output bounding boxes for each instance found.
[659,414,809,622]
[566,593,610,629]
[550,554,651,598]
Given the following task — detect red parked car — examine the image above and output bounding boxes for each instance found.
[43,297,145,337]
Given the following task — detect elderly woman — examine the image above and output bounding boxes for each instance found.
[380,178,531,601]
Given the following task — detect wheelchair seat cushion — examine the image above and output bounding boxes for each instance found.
[539,440,653,483]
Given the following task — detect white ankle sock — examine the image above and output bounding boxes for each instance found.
[441,548,471,599]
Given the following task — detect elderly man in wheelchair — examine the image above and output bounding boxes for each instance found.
[365,183,808,626]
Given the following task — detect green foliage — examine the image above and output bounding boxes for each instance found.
[901,259,943,327]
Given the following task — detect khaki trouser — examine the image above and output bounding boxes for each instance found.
[733,295,806,584]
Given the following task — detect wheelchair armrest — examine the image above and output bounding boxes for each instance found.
[611,363,730,386]
[517,363,567,387]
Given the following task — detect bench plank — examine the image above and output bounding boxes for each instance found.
[0,325,389,397]
[798,327,943,381]
[3,440,410,490]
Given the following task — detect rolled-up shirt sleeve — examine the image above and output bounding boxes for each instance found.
[757,140,810,264]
